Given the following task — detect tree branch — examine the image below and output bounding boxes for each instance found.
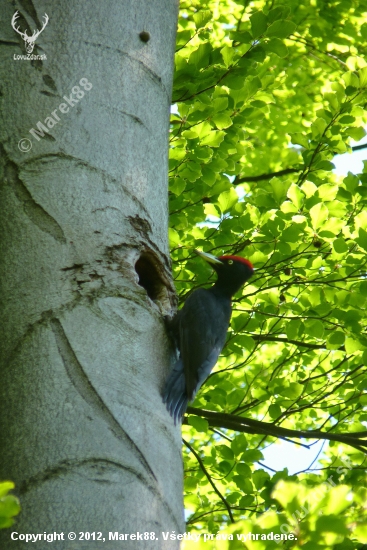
[186,407,367,453]
[233,167,302,184]
[233,142,367,184]
[351,143,367,152]
[251,334,326,350]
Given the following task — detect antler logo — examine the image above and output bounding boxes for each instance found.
[11,11,49,54]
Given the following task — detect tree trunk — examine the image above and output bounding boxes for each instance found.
[0,1,182,547]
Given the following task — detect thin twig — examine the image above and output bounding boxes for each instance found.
[183,438,235,523]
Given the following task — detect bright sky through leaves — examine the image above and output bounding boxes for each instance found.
[262,142,367,474]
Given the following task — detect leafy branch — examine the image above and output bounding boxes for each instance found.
[183,438,235,522]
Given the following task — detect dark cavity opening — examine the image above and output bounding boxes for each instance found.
[135,253,166,303]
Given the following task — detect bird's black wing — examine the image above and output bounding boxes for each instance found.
[179,288,231,400]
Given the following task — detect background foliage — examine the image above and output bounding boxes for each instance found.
[0,482,20,530]
[169,0,367,547]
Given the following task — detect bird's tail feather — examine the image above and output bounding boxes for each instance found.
[172,395,189,425]
[162,358,189,424]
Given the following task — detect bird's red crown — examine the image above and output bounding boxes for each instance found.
[219,256,253,270]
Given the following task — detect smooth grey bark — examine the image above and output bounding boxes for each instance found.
[0,1,183,547]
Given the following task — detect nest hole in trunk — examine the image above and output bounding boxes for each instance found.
[135,252,168,304]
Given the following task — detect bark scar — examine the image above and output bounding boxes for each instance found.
[18,458,182,530]
[51,318,158,482]
[4,160,66,243]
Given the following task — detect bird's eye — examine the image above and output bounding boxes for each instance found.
[228,260,233,265]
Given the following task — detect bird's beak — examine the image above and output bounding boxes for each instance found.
[194,249,223,265]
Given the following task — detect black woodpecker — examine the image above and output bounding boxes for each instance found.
[163,250,254,424]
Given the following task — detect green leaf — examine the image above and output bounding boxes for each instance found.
[333,238,348,253]
[343,172,359,192]
[356,228,367,251]
[272,481,299,508]
[310,202,328,229]
[212,112,233,129]
[176,30,193,47]
[0,495,21,520]
[230,30,253,44]
[253,387,270,399]
[311,117,328,139]
[189,43,212,68]
[237,76,262,100]
[0,483,20,528]
[237,334,255,352]
[270,178,289,204]
[318,183,338,201]
[185,476,199,491]
[342,70,360,89]
[250,11,268,38]
[355,522,367,543]
[266,20,297,39]
[323,486,352,515]
[204,203,220,217]
[233,476,253,492]
[216,445,234,460]
[193,10,212,29]
[182,129,199,139]
[221,45,234,67]
[287,183,304,210]
[231,434,248,456]
[305,320,324,338]
[240,449,263,463]
[253,470,270,490]
[236,462,251,477]
[316,515,348,535]
[202,166,217,186]
[358,67,367,87]
[201,130,225,147]
[315,160,335,171]
[324,92,340,112]
[187,416,209,432]
[327,331,345,349]
[345,338,363,353]
[279,382,303,399]
[291,132,309,148]
[212,97,228,112]
[168,227,181,247]
[217,188,238,212]
[286,320,302,340]
[267,7,289,23]
[265,38,288,58]
[346,126,366,141]
[0,482,15,498]
[170,177,186,195]
[339,115,355,124]
[268,404,281,419]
